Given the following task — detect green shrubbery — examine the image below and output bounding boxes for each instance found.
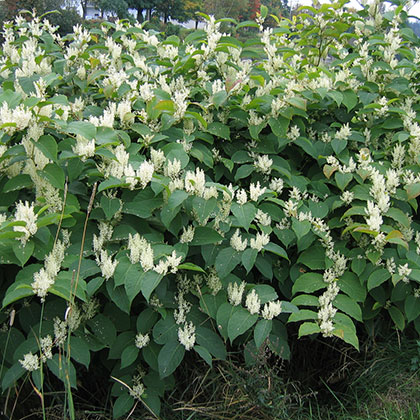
[0,1,420,418]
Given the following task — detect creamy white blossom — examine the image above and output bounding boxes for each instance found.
[227,281,246,306]
[250,182,266,202]
[245,289,261,315]
[135,333,150,349]
[19,352,39,371]
[180,225,195,243]
[13,201,38,244]
[261,300,282,320]
[178,321,195,350]
[250,232,270,252]
[230,229,247,252]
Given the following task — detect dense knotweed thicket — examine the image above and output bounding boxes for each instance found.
[1,2,420,417]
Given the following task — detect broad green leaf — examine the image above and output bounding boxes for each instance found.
[207,122,230,140]
[405,183,420,200]
[227,307,258,342]
[153,316,178,345]
[87,314,117,347]
[367,268,390,291]
[334,294,362,321]
[190,227,223,246]
[66,121,96,140]
[35,135,58,161]
[231,202,256,231]
[297,246,325,270]
[195,326,226,359]
[291,294,319,306]
[12,241,34,267]
[3,174,32,192]
[101,196,121,220]
[405,295,420,323]
[254,319,272,348]
[263,242,289,261]
[288,309,318,323]
[338,271,366,302]
[141,270,163,302]
[113,394,135,419]
[292,273,325,295]
[292,219,311,241]
[242,248,258,273]
[194,345,212,366]
[158,341,185,378]
[388,306,405,330]
[298,322,321,337]
[69,336,91,368]
[216,302,235,340]
[215,247,241,279]
[121,345,139,369]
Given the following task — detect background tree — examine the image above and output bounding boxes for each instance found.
[126,0,156,22]
[155,0,189,23]
[93,0,130,19]
[202,0,249,20]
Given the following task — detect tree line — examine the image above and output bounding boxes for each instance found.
[2,0,291,25]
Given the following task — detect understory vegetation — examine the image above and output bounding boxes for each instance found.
[0,0,419,418]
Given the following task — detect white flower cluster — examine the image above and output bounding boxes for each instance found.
[13,201,38,245]
[128,233,154,271]
[135,333,150,349]
[245,289,261,315]
[207,268,222,296]
[261,300,282,320]
[227,281,246,306]
[178,321,196,350]
[230,229,247,252]
[180,225,195,243]
[32,237,68,301]
[250,232,270,252]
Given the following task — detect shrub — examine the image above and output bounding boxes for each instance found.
[0,1,420,418]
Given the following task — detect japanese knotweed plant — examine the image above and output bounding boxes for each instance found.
[0,1,420,417]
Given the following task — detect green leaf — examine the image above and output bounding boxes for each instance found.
[190,227,223,246]
[388,306,405,330]
[35,135,58,161]
[153,316,178,345]
[2,362,25,391]
[227,307,258,342]
[216,302,235,340]
[292,273,325,295]
[292,219,311,241]
[367,268,390,291]
[215,247,241,279]
[263,242,288,261]
[3,174,33,192]
[195,326,227,360]
[168,190,188,210]
[342,90,358,112]
[12,241,34,267]
[69,336,91,368]
[47,354,77,388]
[291,294,319,306]
[158,341,185,378]
[252,285,278,304]
[113,394,135,419]
[234,164,254,181]
[194,345,212,366]
[385,208,411,228]
[254,319,272,348]
[334,294,362,321]
[207,122,230,140]
[405,183,420,200]
[87,314,117,347]
[121,345,139,369]
[338,272,366,302]
[297,246,325,270]
[332,318,359,350]
[100,196,121,220]
[405,295,420,323]
[40,163,65,189]
[98,177,125,193]
[193,197,217,224]
[178,262,206,273]
[298,322,321,337]
[140,271,163,302]
[231,202,256,231]
[242,248,258,273]
[288,309,318,323]
[66,120,96,140]
[335,172,352,191]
